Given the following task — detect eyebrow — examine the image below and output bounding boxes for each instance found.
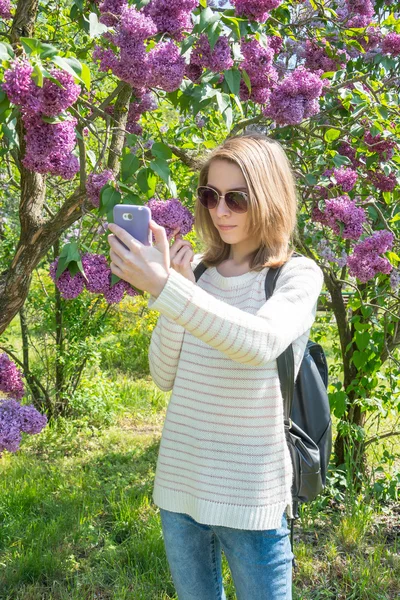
[206,184,248,193]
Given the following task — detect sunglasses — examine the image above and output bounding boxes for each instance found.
[197,186,249,214]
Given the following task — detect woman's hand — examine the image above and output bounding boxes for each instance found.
[169,227,196,283]
[107,220,171,298]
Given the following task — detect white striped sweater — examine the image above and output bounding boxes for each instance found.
[147,253,324,530]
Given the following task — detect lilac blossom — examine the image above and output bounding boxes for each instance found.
[312,195,366,240]
[37,68,81,117]
[49,258,86,299]
[239,38,278,105]
[0,353,25,401]
[263,66,323,125]
[323,167,358,192]
[347,230,394,283]
[233,0,282,22]
[99,0,127,25]
[0,0,11,18]
[81,253,111,294]
[382,32,400,56]
[367,171,397,192]
[304,39,349,73]
[86,170,115,208]
[0,399,47,456]
[145,197,194,241]
[148,41,186,92]
[364,131,397,160]
[190,35,233,73]
[2,59,40,111]
[390,269,400,290]
[143,0,197,41]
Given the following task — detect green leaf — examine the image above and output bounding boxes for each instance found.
[121,153,139,182]
[241,69,251,95]
[355,331,370,352]
[221,16,241,40]
[305,173,317,185]
[32,63,44,88]
[324,128,341,142]
[333,154,352,167]
[215,91,231,114]
[86,149,96,167]
[222,106,233,131]
[55,242,82,280]
[198,8,220,33]
[99,185,121,217]
[0,41,15,60]
[352,350,367,370]
[20,38,57,57]
[151,142,172,160]
[224,68,241,96]
[88,12,108,38]
[329,390,348,419]
[51,55,87,89]
[150,157,170,184]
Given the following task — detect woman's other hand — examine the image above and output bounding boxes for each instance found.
[169,228,196,283]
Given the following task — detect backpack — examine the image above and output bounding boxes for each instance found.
[193,258,332,565]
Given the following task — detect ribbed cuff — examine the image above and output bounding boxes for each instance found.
[146,269,195,319]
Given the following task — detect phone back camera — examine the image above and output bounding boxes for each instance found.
[123,213,133,220]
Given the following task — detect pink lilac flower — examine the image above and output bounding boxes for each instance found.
[145,197,194,241]
[0,353,25,401]
[323,167,358,192]
[190,35,233,73]
[86,170,115,208]
[99,0,127,25]
[364,131,397,160]
[2,59,40,111]
[263,66,323,125]
[367,171,397,192]
[0,398,47,456]
[345,0,374,18]
[143,0,197,41]
[0,0,11,19]
[126,90,157,134]
[304,39,349,73]
[103,276,126,304]
[382,32,400,56]
[37,68,81,117]
[22,115,79,179]
[347,230,394,283]
[49,258,86,299]
[312,195,366,240]
[81,253,111,294]
[119,4,157,40]
[233,0,282,22]
[148,41,186,92]
[239,38,278,104]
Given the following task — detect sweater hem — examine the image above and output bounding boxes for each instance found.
[153,485,292,530]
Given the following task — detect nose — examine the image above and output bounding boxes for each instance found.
[215,195,231,216]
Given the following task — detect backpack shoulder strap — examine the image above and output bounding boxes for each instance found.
[193,260,208,282]
[265,264,295,425]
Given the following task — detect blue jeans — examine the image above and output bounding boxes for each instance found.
[159,508,293,600]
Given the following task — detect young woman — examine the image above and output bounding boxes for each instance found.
[108,133,324,599]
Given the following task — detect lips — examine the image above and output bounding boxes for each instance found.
[218,225,236,229]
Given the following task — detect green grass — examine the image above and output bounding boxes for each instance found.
[1,377,399,599]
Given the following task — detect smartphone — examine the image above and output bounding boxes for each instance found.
[112,204,152,249]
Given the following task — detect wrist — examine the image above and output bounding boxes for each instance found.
[150,270,170,298]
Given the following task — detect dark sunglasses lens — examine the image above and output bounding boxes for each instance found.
[226,191,248,213]
[197,187,218,209]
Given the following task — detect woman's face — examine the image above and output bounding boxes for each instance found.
[206,159,251,245]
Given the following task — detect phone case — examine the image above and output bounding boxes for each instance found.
[113,204,152,249]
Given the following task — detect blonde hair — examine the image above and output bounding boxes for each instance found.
[194,132,299,270]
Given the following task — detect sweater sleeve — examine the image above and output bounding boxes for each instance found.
[147,253,204,392]
[147,256,324,368]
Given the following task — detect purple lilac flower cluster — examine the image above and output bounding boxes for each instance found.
[99,0,126,25]
[0,353,25,401]
[304,39,349,73]
[0,0,11,18]
[2,60,81,180]
[94,3,186,95]
[233,0,282,22]
[187,35,233,81]
[0,398,47,456]
[144,0,197,41]
[337,141,361,169]
[382,32,400,56]
[86,170,115,208]
[263,66,324,125]
[49,253,140,303]
[341,0,374,28]
[321,167,358,193]
[312,195,366,240]
[318,239,348,268]
[145,198,194,241]
[347,230,394,283]
[126,91,158,135]
[390,268,400,291]
[364,130,397,160]
[239,38,278,105]
[367,170,397,192]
